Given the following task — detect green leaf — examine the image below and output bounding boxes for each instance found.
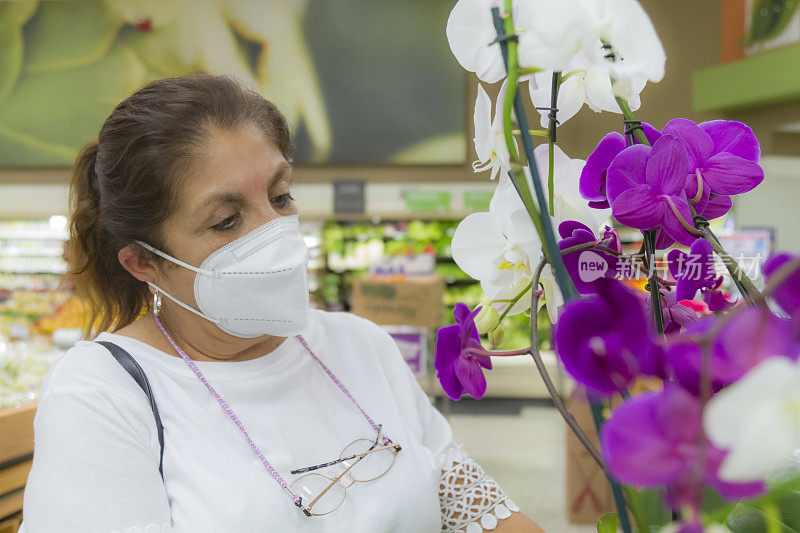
[0,0,38,104]
[726,493,800,533]
[638,488,672,527]
[23,0,122,73]
[747,0,800,45]
[597,513,619,533]
[0,42,148,165]
[778,491,800,529]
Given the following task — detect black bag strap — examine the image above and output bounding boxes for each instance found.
[96,340,165,480]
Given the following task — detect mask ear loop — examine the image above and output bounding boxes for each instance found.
[135,241,222,326]
[135,240,215,277]
[145,281,224,326]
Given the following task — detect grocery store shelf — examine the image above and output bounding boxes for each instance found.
[693,44,800,112]
[0,182,496,220]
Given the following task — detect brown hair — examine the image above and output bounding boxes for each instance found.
[68,73,293,337]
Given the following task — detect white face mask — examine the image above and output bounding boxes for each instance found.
[136,214,310,338]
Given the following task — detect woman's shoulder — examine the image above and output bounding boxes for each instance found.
[38,334,151,406]
[308,309,412,377]
[309,308,397,350]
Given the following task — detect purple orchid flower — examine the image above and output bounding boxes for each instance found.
[553,278,659,395]
[663,118,763,210]
[664,308,798,395]
[600,383,766,511]
[606,135,700,246]
[643,290,699,335]
[764,252,800,316]
[579,123,661,209]
[558,221,621,294]
[435,303,492,400]
[667,238,735,312]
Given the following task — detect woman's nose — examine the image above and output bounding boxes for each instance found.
[252,205,283,227]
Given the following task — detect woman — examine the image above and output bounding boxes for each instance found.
[20,73,544,533]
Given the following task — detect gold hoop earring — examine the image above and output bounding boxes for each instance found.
[153,289,162,316]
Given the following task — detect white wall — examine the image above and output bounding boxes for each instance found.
[734,156,800,253]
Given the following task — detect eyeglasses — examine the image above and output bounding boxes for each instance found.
[289,425,402,516]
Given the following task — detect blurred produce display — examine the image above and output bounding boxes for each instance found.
[320,219,541,349]
[0,218,76,410]
[0,338,59,409]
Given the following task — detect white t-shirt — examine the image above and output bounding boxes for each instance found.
[20,310,517,533]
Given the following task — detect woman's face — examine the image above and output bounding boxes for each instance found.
[153,122,297,308]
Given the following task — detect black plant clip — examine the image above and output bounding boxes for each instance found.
[623,119,644,146]
[490,32,518,45]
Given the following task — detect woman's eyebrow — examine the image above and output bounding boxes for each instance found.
[193,161,292,218]
[269,161,292,187]
[194,192,246,219]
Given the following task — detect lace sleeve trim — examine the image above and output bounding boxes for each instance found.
[438,443,520,533]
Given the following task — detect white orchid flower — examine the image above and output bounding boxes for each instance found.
[447,0,596,82]
[452,170,543,318]
[525,0,662,126]
[704,356,800,483]
[453,143,609,321]
[446,0,508,84]
[577,0,665,101]
[514,0,592,72]
[448,0,664,124]
[579,0,666,85]
[472,82,516,180]
[528,51,623,128]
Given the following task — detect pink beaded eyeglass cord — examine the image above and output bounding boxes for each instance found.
[152,313,391,512]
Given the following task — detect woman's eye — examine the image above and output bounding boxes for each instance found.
[211,213,240,232]
[272,193,295,208]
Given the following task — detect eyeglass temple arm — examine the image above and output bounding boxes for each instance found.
[306,441,387,511]
[291,456,356,474]
[289,441,401,475]
[291,425,384,475]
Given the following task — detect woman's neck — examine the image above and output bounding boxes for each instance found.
[111,310,287,362]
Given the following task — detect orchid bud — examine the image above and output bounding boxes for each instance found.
[488,325,504,348]
[474,303,499,335]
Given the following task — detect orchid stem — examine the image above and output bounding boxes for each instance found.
[511,129,550,137]
[763,501,782,533]
[547,72,560,217]
[612,96,668,335]
[615,96,649,146]
[492,6,578,303]
[497,280,534,323]
[527,258,607,472]
[694,215,767,308]
[588,399,634,533]
[492,4,547,252]
[465,347,532,358]
[527,259,637,533]
[643,230,665,335]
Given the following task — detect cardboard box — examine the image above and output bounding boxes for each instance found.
[565,389,615,524]
[351,275,444,328]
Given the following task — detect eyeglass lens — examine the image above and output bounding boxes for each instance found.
[290,438,398,515]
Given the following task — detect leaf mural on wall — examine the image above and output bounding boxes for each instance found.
[23,0,122,72]
[0,42,149,164]
[0,0,463,166]
[0,0,38,105]
[746,0,800,45]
